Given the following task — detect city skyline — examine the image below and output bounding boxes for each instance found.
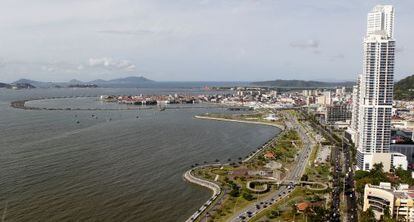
[0,0,413,83]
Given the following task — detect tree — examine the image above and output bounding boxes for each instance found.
[268,209,281,219]
[371,163,384,174]
[301,174,309,181]
[242,192,254,201]
[395,166,414,185]
[228,181,240,197]
[360,207,376,222]
[307,206,329,222]
[380,205,397,222]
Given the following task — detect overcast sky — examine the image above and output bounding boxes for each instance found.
[0,0,412,82]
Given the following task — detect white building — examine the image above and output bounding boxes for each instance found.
[363,183,414,221]
[351,5,404,171]
[392,152,408,170]
[367,5,394,39]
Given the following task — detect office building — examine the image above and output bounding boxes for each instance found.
[364,183,414,221]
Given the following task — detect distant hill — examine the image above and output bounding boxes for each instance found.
[89,76,154,87]
[12,83,36,89]
[13,79,55,88]
[394,75,414,100]
[0,82,11,88]
[251,79,355,88]
[0,81,35,89]
[12,76,154,88]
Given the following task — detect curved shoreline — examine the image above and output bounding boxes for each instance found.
[183,164,222,222]
[194,115,284,162]
[9,97,229,111]
[183,115,285,222]
[194,115,284,130]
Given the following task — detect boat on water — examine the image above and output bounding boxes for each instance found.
[157,103,166,111]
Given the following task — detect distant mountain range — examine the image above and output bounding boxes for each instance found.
[0,81,36,89]
[7,76,154,88]
[0,82,10,88]
[394,74,414,100]
[251,79,355,88]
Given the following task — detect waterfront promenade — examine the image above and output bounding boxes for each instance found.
[181,115,284,222]
[10,97,228,111]
[183,164,222,222]
[194,115,284,130]
[181,115,284,221]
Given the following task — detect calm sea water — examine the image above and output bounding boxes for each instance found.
[0,88,279,222]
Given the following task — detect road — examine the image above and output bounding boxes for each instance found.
[343,142,358,221]
[301,109,358,222]
[229,112,315,222]
[330,145,341,222]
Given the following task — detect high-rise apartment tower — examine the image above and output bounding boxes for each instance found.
[351,5,397,171]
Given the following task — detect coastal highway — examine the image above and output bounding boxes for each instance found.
[229,112,316,222]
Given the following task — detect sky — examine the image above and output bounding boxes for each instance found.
[0,0,413,82]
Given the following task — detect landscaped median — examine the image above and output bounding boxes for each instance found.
[184,110,331,222]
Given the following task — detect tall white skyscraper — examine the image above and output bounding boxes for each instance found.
[352,5,398,171]
[367,5,394,38]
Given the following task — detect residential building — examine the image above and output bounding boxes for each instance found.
[353,5,401,171]
[325,104,352,124]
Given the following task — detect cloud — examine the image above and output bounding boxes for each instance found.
[396,47,404,53]
[97,29,156,36]
[289,40,319,49]
[313,50,322,55]
[88,57,136,72]
[330,53,345,61]
[0,58,5,68]
[40,62,83,74]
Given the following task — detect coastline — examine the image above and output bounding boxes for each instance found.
[9,97,229,111]
[183,164,223,222]
[194,115,284,162]
[183,115,285,222]
[194,115,284,130]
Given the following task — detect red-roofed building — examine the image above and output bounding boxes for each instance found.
[264,151,275,159]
